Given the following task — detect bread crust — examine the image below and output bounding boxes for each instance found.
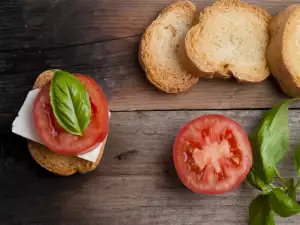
[139,1,199,93]
[28,70,106,175]
[267,5,300,97]
[185,0,271,83]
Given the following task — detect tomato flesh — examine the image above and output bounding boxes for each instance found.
[173,115,252,194]
[33,74,109,155]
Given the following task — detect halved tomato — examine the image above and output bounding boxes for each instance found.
[173,115,252,194]
[33,74,109,155]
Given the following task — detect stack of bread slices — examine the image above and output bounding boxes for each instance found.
[139,0,300,97]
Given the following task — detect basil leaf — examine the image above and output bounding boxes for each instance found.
[268,188,300,217]
[50,70,91,136]
[294,145,300,176]
[286,178,296,200]
[250,99,294,184]
[247,169,268,193]
[249,194,275,225]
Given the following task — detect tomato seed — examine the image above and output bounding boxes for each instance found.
[190,162,198,171]
[231,156,240,164]
[183,152,188,162]
[217,169,227,180]
[186,146,194,155]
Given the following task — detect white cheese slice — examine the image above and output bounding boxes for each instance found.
[12,89,44,144]
[12,89,109,163]
[77,141,104,162]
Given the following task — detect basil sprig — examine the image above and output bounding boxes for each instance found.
[268,188,300,217]
[249,99,292,184]
[294,146,300,176]
[249,195,275,225]
[50,70,91,136]
[286,178,296,200]
[247,169,268,192]
[247,99,300,225]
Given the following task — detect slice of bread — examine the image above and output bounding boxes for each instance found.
[139,1,199,93]
[28,70,106,176]
[185,0,271,82]
[267,5,300,97]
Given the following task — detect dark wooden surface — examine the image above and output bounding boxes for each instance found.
[1,0,300,224]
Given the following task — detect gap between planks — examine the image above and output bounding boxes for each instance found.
[0,35,141,53]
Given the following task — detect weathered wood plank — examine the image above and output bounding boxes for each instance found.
[0,0,298,51]
[1,70,293,113]
[3,0,300,112]
[1,110,300,224]
[99,110,300,178]
[0,36,140,75]
[1,175,298,225]
[0,36,299,113]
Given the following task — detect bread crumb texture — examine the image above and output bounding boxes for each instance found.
[185,0,271,82]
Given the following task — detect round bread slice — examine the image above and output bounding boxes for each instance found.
[267,5,300,97]
[185,0,271,83]
[28,70,106,176]
[139,1,199,93]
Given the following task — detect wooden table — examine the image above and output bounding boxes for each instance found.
[1,0,300,224]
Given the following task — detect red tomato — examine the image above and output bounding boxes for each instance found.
[33,74,109,155]
[173,115,252,194]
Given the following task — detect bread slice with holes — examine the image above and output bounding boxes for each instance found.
[267,5,300,97]
[185,0,271,82]
[139,1,199,93]
[28,70,106,176]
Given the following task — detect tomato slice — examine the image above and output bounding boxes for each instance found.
[173,115,252,194]
[33,74,109,155]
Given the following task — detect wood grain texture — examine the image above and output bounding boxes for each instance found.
[1,110,300,224]
[0,0,298,51]
[1,36,300,114]
[2,0,300,112]
[2,1,300,224]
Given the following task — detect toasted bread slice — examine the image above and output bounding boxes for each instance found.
[28,70,106,176]
[185,0,271,82]
[267,5,300,97]
[139,1,199,93]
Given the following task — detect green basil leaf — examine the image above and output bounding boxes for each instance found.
[294,145,300,176]
[268,188,300,217]
[249,194,275,225]
[250,99,295,184]
[286,178,296,200]
[50,70,91,136]
[247,169,268,193]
